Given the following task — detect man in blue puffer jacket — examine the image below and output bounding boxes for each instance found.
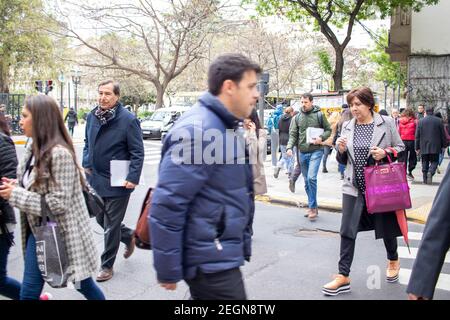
[150,54,261,300]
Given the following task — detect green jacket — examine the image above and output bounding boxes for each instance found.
[286,106,331,153]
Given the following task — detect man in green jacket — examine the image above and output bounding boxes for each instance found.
[286,93,331,221]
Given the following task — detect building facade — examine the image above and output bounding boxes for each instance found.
[386,3,450,116]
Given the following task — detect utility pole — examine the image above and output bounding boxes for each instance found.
[58,72,65,113]
[257,73,270,126]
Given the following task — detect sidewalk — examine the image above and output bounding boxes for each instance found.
[259,150,448,224]
[12,123,86,145]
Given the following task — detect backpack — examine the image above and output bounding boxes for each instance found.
[295,109,324,128]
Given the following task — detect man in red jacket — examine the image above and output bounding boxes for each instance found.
[398,108,417,180]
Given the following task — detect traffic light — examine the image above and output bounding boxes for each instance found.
[35,80,43,93]
[45,80,54,94]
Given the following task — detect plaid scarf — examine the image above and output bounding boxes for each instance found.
[94,104,118,125]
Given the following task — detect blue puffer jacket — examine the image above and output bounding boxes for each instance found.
[266,104,283,133]
[150,92,255,283]
[82,103,144,197]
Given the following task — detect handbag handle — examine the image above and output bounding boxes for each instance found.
[40,195,57,226]
[374,152,392,167]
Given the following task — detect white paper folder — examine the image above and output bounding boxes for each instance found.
[110,160,131,187]
[306,127,324,144]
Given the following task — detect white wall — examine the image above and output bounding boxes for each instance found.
[411,2,450,54]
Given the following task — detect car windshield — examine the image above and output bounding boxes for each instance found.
[150,112,170,122]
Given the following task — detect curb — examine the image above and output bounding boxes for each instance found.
[256,194,429,224]
[13,140,27,145]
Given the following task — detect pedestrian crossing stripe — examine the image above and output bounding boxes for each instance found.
[144,141,162,147]
[399,268,450,292]
[144,155,161,161]
[145,150,161,155]
[145,160,160,166]
[398,246,450,264]
[397,232,450,292]
[407,232,423,241]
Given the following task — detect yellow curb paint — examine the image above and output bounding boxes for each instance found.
[258,194,430,224]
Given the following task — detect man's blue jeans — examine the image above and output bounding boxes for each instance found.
[20,233,106,300]
[0,233,21,299]
[299,149,324,209]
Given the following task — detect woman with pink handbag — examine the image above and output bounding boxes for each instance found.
[322,87,405,297]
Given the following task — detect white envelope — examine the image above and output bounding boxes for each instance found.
[110,160,131,187]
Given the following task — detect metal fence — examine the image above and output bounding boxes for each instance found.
[0,93,26,134]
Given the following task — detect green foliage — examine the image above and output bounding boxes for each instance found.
[248,0,440,29]
[121,93,156,108]
[138,111,154,119]
[364,30,407,87]
[77,108,90,121]
[0,0,59,92]
[316,50,334,76]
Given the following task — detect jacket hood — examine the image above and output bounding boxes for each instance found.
[280,114,292,121]
[301,105,321,114]
[273,105,283,116]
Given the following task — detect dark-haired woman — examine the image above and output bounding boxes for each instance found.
[322,87,405,296]
[0,112,21,299]
[0,95,105,300]
[245,109,267,195]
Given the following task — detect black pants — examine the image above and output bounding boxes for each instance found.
[338,236,398,277]
[322,146,332,169]
[185,268,247,300]
[398,140,417,174]
[96,195,134,269]
[421,153,439,176]
[68,125,75,137]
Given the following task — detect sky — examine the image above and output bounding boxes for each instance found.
[55,0,388,50]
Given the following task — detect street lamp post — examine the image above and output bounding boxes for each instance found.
[383,80,389,110]
[71,69,81,112]
[58,72,65,113]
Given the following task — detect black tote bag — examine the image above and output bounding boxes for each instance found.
[34,195,70,288]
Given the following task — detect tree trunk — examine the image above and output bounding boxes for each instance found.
[155,84,164,109]
[333,47,344,91]
[0,60,10,93]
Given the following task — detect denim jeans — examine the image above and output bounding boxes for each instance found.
[299,149,324,208]
[0,233,21,299]
[291,147,302,183]
[20,233,106,300]
[277,145,294,177]
[270,129,279,167]
[338,163,346,175]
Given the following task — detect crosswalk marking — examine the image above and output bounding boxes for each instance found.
[145,160,160,166]
[398,247,450,264]
[408,232,423,241]
[397,231,450,292]
[399,269,450,292]
[143,142,162,167]
[144,155,161,160]
[144,141,162,147]
[145,150,161,156]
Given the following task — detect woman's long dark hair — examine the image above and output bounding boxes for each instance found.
[25,95,79,187]
[249,108,262,138]
[0,112,11,136]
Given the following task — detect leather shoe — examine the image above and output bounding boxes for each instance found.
[123,236,136,259]
[96,268,113,282]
